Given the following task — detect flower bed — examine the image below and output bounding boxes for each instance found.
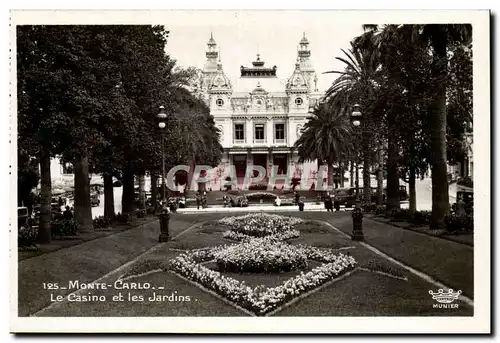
[219,213,303,241]
[213,238,308,273]
[222,229,300,242]
[169,244,357,315]
[18,226,38,247]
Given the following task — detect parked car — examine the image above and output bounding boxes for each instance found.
[18,207,29,229]
[230,196,248,207]
[90,194,100,207]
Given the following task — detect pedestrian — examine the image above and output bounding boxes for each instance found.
[294,191,300,205]
[63,206,73,220]
[326,193,333,212]
[456,195,467,216]
[196,192,201,210]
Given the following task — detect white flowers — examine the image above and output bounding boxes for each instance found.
[214,238,308,273]
[220,213,303,241]
[169,243,357,315]
[168,213,357,315]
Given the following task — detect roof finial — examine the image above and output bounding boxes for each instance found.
[211,31,213,39]
[257,53,260,61]
[303,31,306,38]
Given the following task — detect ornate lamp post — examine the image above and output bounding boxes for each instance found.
[157,106,168,204]
[157,105,170,242]
[350,104,364,241]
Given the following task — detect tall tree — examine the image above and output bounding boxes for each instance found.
[325,37,382,203]
[294,98,353,190]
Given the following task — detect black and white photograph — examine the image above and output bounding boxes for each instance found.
[9,9,490,334]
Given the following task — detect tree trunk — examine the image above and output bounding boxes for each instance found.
[103,173,115,218]
[327,162,334,192]
[121,165,135,214]
[355,161,359,186]
[409,165,417,213]
[151,172,158,211]
[362,124,371,204]
[376,145,384,205]
[386,128,400,211]
[138,172,146,210]
[350,160,354,187]
[430,38,450,230]
[74,154,93,232]
[37,146,52,243]
[340,163,345,188]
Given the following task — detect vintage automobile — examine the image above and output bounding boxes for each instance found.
[452,184,473,215]
[90,193,100,207]
[18,207,30,229]
[230,196,249,207]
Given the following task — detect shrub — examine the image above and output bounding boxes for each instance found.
[375,205,386,215]
[146,206,156,214]
[387,208,409,221]
[116,212,131,224]
[249,184,268,191]
[136,209,146,218]
[52,218,81,237]
[362,202,377,213]
[409,210,431,226]
[445,214,473,233]
[18,226,38,247]
[93,216,112,230]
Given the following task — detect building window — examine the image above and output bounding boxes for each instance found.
[254,124,265,141]
[295,97,303,106]
[234,123,245,141]
[216,98,224,106]
[275,123,285,141]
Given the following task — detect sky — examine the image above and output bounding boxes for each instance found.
[162,11,366,92]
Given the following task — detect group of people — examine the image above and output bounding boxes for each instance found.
[195,191,208,210]
[323,192,340,212]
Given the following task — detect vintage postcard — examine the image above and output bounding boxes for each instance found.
[10,9,490,334]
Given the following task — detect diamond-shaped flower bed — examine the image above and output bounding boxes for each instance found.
[169,242,356,315]
[169,213,357,315]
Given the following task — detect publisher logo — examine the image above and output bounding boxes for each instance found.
[429,289,462,309]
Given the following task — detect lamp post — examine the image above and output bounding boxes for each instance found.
[157,106,167,205]
[157,105,170,242]
[350,104,364,241]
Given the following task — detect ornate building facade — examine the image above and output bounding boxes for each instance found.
[197,33,323,187]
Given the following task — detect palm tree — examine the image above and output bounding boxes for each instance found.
[324,37,381,204]
[417,24,472,230]
[294,99,353,191]
[368,24,472,228]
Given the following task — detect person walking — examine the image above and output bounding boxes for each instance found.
[196,192,201,210]
[63,206,73,220]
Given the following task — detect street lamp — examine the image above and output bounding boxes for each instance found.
[157,105,170,242]
[350,104,364,241]
[157,105,167,205]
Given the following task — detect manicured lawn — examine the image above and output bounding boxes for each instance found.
[18,215,201,317]
[32,213,473,317]
[18,216,158,261]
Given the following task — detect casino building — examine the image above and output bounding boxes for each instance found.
[196,33,324,187]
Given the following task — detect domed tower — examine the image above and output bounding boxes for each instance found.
[286,57,310,114]
[199,33,220,98]
[296,32,318,93]
[208,58,233,112]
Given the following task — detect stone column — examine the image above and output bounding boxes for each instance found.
[267,148,273,181]
[246,118,253,145]
[246,148,253,169]
[267,118,273,145]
